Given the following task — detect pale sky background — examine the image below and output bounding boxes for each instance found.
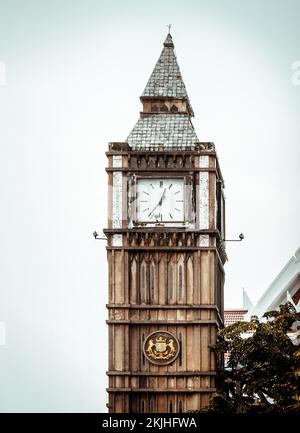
[0,0,299,413]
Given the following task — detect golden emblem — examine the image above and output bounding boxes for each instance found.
[143,331,179,365]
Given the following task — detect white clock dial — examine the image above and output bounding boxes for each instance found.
[136,178,185,224]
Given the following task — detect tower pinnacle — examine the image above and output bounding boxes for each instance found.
[140,33,194,116]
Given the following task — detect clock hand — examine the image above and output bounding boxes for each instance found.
[148,188,167,218]
[159,188,167,205]
[148,202,160,218]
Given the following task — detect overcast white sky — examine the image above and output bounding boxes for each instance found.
[0,0,299,413]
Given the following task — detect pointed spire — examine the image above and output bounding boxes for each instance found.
[141,33,194,116]
[127,32,199,149]
[164,33,174,47]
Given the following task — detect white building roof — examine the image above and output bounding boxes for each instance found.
[246,246,300,319]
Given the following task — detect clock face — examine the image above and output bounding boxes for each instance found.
[136,178,185,224]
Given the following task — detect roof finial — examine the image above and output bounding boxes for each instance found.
[167,24,171,34]
[163,29,174,48]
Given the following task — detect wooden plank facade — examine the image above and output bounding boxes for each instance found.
[103,32,226,413]
[104,145,226,413]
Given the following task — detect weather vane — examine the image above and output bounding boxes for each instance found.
[167,24,171,33]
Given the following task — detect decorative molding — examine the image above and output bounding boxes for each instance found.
[126,231,210,248]
[112,234,122,246]
[108,141,215,153]
[106,320,218,325]
[107,387,217,393]
[107,371,217,376]
[106,304,219,309]
[199,234,209,247]
[129,153,194,170]
[200,155,209,168]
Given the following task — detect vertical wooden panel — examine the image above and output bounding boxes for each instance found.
[209,251,215,305]
[201,393,210,409]
[115,395,123,413]
[124,251,129,304]
[109,326,114,370]
[114,325,123,371]
[201,325,209,372]
[200,251,210,304]
[114,251,123,303]
[210,325,217,371]
[158,255,166,305]
[157,394,167,413]
[130,255,137,304]
[186,327,193,371]
[110,251,115,304]
[194,325,201,371]
[186,256,193,304]
[194,251,201,304]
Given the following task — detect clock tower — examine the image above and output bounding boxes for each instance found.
[104,32,226,413]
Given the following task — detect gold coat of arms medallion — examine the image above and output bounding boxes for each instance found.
[143,331,180,365]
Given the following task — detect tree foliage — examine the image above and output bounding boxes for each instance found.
[207,302,300,413]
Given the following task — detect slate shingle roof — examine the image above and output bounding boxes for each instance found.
[126,33,198,149]
[126,114,199,149]
[141,33,194,116]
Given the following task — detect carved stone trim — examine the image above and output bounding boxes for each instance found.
[112,155,122,168]
[199,172,209,229]
[112,172,122,228]
[112,234,122,246]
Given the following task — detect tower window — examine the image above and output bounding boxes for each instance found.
[169,401,173,413]
[151,104,158,112]
[171,104,178,112]
[160,103,168,112]
[141,400,145,413]
[178,400,183,413]
[150,397,155,413]
[140,263,147,303]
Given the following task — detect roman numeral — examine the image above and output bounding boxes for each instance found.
[169,213,173,219]
[160,181,163,188]
[143,191,149,195]
[169,184,173,189]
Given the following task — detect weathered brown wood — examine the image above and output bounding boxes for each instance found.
[107,371,217,376]
[107,388,217,393]
[106,320,219,325]
[105,105,226,413]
